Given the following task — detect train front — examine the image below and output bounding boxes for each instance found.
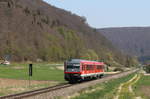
[64,59,81,83]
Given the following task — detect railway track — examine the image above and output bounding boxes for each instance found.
[0,69,139,99]
[0,83,72,99]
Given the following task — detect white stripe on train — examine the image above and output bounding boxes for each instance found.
[80,72,104,77]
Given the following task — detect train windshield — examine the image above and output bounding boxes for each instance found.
[66,63,80,72]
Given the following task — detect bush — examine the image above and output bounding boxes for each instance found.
[113,67,124,72]
[144,65,150,73]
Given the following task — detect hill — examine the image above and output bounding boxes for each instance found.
[99,27,150,63]
[0,0,137,66]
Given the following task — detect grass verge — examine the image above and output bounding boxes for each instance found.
[133,73,150,99]
[70,73,136,99]
[0,63,64,81]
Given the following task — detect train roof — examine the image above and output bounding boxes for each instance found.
[67,59,104,64]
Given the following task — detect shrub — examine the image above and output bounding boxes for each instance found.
[144,65,150,73]
[113,67,124,72]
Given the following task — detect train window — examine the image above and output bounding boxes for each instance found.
[96,65,98,69]
[86,65,95,70]
[67,66,80,69]
[82,65,84,70]
[86,65,91,70]
[67,63,80,69]
[91,65,94,70]
[83,65,96,70]
[97,65,103,70]
[86,65,89,70]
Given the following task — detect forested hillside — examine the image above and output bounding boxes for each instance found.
[99,27,150,63]
[0,0,138,66]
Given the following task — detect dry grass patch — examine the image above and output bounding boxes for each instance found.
[0,78,58,96]
[56,66,64,70]
[141,86,150,98]
[66,86,103,99]
[12,66,25,70]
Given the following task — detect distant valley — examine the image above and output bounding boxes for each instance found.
[99,27,150,63]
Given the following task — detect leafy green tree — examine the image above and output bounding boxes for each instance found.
[81,49,99,61]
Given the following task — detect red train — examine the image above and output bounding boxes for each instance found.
[64,59,105,83]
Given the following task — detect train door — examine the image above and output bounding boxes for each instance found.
[99,65,103,72]
[96,65,100,73]
[84,64,87,74]
[81,64,85,75]
[95,65,97,73]
[91,64,93,74]
[101,65,104,72]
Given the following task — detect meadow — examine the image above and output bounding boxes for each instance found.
[0,63,65,81]
[0,62,65,96]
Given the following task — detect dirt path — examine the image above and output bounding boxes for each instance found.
[114,74,142,99]
[56,66,64,70]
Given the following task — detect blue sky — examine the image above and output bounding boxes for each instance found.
[44,0,150,28]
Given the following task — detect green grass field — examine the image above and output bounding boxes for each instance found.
[0,63,65,82]
[133,74,150,99]
[0,63,66,96]
[71,73,136,99]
